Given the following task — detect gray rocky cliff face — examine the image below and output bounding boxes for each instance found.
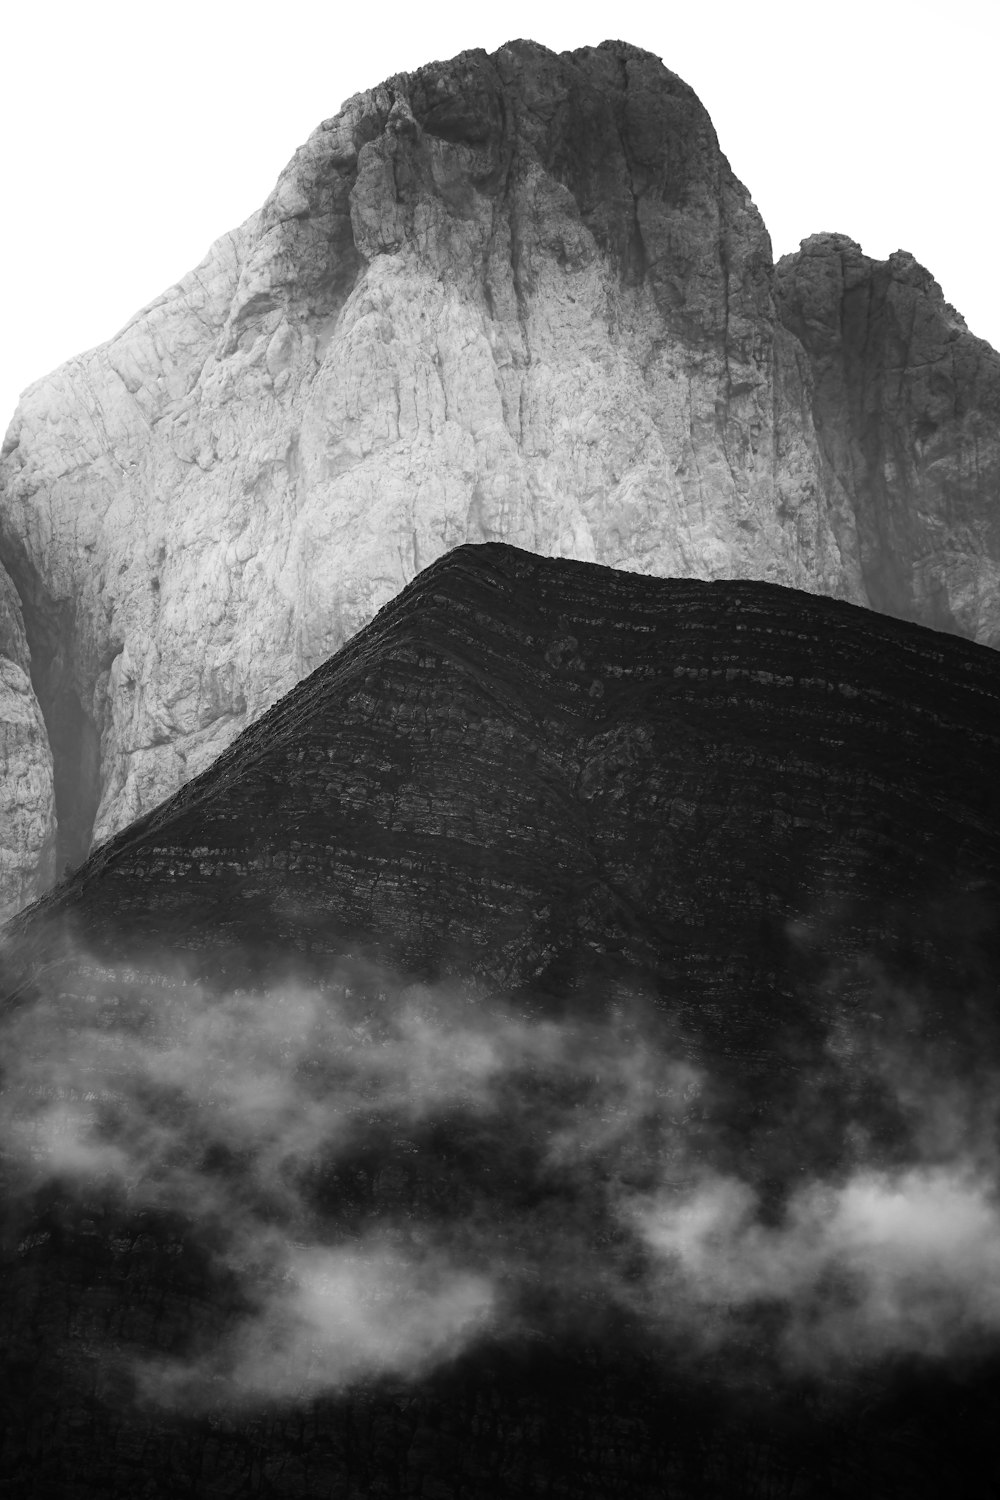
[775,232,1000,644]
[0,39,995,907]
[0,561,55,917]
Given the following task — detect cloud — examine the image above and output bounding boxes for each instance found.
[630,1165,1000,1367]
[140,1239,496,1407]
[0,955,688,1403]
[3,943,1000,1408]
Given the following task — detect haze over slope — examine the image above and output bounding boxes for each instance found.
[1,38,998,916]
[4,544,1000,1496]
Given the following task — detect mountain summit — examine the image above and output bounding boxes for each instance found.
[1,39,998,916]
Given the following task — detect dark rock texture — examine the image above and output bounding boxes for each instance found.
[3,544,1000,1497]
[19,545,1000,1003]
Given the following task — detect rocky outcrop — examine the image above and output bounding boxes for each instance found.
[0,39,858,891]
[1,40,998,914]
[775,232,1000,643]
[3,545,1000,1496]
[18,544,1000,990]
[0,561,54,918]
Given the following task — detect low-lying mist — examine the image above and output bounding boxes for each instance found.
[3,941,1000,1409]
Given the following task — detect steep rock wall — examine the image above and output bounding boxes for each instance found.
[1,39,997,909]
[0,40,859,883]
[775,232,1000,643]
[0,560,54,917]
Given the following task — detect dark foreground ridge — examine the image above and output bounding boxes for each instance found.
[3,543,1000,1496]
[15,542,1000,986]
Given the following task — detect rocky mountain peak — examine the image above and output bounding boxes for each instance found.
[0,38,998,918]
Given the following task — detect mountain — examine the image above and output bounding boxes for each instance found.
[3,543,1000,1496]
[1,38,998,917]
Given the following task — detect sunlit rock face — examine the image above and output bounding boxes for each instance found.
[3,546,1000,1496]
[0,560,54,917]
[1,38,998,913]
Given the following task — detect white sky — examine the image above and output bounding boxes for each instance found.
[1,0,995,429]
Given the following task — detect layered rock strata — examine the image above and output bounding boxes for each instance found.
[1,39,998,912]
[19,544,1000,999]
[3,545,1000,1496]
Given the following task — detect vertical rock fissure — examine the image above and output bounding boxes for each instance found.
[615,57,649,289]
[0,546,102,877]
